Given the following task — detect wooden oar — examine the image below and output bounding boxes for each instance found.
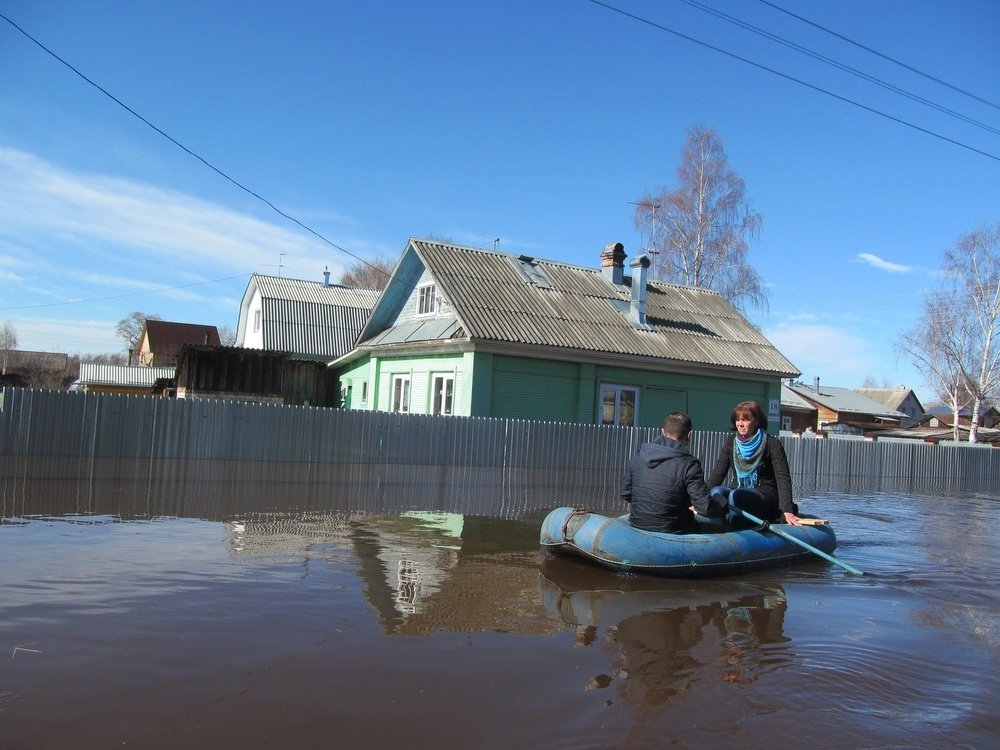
[731,503,864,576]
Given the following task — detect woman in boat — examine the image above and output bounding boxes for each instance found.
[707,400,803,527]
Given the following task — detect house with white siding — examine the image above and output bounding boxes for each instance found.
[235,271,380,360]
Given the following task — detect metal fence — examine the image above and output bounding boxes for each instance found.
[2,387,999,505]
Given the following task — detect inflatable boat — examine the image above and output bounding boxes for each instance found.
[539,506,841,578]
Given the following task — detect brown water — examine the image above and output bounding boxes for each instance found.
[2,469,999,749]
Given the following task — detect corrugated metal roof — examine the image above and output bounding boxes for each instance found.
[781,384,816,410]
[251,275,380,358]
[788,382,908,418]
[77,364,175,387]
[362,239,798,376]
[855,387,918,412]
[254,275,380,309]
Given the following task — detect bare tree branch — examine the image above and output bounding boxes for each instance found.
[634,125,768,321]
[338,258,393,291]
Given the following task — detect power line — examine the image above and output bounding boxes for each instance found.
[0,12,393,284]
[758,0,1000,111]
[585,0,1000,162]
[678,0,1000,136]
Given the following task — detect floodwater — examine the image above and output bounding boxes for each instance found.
[2,465,999,749]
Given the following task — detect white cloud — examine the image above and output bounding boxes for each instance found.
[766,318,931,401]
[0,146,359,282]
[856,253,914,273]
[767,322,877,384]
[10,315,122,355]
[0,146,396,351]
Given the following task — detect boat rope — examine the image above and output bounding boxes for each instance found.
[561,507,589,542]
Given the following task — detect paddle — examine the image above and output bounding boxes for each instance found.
[725,489,864,576]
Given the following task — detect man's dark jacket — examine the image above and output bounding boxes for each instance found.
[620,435,727,533]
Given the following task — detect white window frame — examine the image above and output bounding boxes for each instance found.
[359,380,368,404]
[417,284,437,316]
[391,374,411,413]
[599,384,639,426]
[253,309,261,332]
[431,373,455,416]
[781,416,792,431]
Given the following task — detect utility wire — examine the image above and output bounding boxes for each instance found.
[678,0,1000,136]
[0,12,392,284]
[586,0,1000,162]
[758,0,1000,111]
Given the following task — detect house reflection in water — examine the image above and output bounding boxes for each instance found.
[223,510,560,636]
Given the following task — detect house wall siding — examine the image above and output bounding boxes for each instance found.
[242,289,265,349]
[469,352,493,417]
[490,356,580,422]
[397,268,441,325]
[484,354,778,432]
[338,350,780,431]
[358,352,469,415]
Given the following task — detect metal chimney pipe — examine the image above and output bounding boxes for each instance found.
[629,254,650,326]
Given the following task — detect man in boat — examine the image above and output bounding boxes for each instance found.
[620,412,729,534]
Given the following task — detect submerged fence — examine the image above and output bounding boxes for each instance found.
[2,387,999,516]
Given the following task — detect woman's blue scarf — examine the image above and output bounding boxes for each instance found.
[733,428,766,489]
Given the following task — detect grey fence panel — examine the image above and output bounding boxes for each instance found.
[3,388,1000,498]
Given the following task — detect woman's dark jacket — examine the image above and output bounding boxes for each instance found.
[707,434,797,521]
[621,435,727,533]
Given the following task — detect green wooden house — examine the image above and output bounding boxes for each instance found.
[331,239,799,432]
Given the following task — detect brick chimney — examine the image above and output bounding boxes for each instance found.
[323,266,331,287]
[601,242,626,285]
[629,254,650,326]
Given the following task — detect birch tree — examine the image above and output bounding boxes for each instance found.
[899,296,975,441]
[1,320,17,375]
[899,223,1000,442]
[633,125,768,319]
[945,224,1000,442]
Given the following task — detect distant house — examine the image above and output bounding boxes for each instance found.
[138,320,221,367]
[786,378,909,434]
[331,239,799,431]
[71,363,175,396]
[235,271,380,360]
[779,384,818,433]
[925,404,1000,430]
[854,387,924,427]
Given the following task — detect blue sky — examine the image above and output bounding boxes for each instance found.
[1,0,997,404]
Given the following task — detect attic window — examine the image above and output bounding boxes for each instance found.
[508,255,552,289]
[417,284,437,316]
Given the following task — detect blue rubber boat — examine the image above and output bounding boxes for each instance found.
[539,506,840,578]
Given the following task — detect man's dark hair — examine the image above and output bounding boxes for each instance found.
[662,412,692,438]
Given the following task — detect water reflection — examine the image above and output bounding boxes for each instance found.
[0,457,617,521]
[539,555,792,701]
